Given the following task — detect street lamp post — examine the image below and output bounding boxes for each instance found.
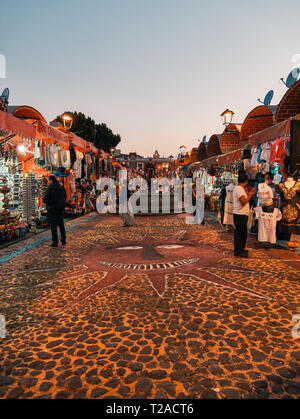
[111,148,116,160]
[180,145,186,157]
[221,109,234,129]
[61,112,74,133]
[179,145,186,166]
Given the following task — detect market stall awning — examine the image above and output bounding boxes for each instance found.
[89,144,99,154]
[201,156,218,166]
[0,109,36,139]
[36,121,70,146]
[249,114,300,145]
[217,149,243,166]
[71,133,91,151]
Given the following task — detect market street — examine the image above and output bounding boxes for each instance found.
[0,213,299,399]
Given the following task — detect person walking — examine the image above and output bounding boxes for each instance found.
[233,174,255,258]
[43,175,67,248]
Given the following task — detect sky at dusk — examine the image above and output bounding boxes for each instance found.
[1,0,300,156]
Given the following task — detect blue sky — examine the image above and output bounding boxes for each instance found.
[1,0,300,156]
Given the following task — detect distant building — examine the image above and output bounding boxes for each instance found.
[115,150,174,172]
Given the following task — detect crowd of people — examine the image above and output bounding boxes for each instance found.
[219,149,299,258]
[43,153,299,256]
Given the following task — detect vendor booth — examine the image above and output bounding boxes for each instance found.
[0,109,116,245]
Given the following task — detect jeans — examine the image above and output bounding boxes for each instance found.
[48,210,66,245]
[233,214,248,255]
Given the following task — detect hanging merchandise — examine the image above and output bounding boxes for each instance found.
[254,207,282,245]
[0,175,27,244]
[251,146,261,166]
[73,150,84,179]
[260,142,272,163]
[279,178,300,234]
[257,183,274,208]
[0,156,21,214]
[21,173,39,225]
[259,160,270,175]
[223,183,236,227]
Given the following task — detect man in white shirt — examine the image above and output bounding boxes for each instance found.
[233,174,255,258]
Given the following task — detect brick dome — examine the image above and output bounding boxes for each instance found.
[207,134,221,157]
[8,105,46,122]
[220,124,241,154]
[275,79,300,123]
[190,147,198,162]
[197,142,208,161]
[240,105,274,145]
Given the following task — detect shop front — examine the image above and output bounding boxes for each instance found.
[0,110,37,244]
[0,109,114,246]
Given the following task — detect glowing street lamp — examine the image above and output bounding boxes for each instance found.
[180,145,187,157]
[111,147,116,157]
[221,109,234,127]
[61,112,73,132]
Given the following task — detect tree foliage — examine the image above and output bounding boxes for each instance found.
[57,111,121,152]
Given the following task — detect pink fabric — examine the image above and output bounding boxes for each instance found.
[37,121,70,146]
[269,138,288,164]
[70,133,91,150]
[0,110,36,139]
[217,149,242,166]
[202,156,218,166]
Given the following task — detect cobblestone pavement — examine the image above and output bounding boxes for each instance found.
[0,213,299,399]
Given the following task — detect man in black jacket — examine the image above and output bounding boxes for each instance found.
[43,176,67,248]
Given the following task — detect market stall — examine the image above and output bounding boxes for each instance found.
[0,110,37,243]
[193,151,242,212]
[0,109,113,244]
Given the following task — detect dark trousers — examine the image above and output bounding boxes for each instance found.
[49,211,66,245]
[233,214,248,255]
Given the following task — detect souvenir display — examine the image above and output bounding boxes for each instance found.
[279,178,300,235]
[254,207,282,245]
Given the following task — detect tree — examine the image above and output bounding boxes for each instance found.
[57,111,121,152]
[95,123,121,152]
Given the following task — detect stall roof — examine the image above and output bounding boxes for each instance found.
[37,121,70,147]
[217,149,243,166]
[201,155,218,167]
[0,109,36,139]
[249,114,300,145]
[70,132,93,152]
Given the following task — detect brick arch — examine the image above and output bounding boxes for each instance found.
[197,142,208,161]
[8,105,46,122]
[240,105,274,145]
[207,134,221,157]
[190,147,198,162]
[220,124,241,154]
[275,79,300,123]
[0,97,7,112]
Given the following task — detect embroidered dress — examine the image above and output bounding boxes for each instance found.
[279,181,300,234]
